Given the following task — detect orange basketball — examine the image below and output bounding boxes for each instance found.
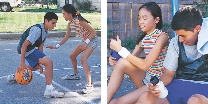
[15,68,33,85]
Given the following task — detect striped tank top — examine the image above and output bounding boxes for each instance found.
[69,18,90,40]
[140,29,168,78]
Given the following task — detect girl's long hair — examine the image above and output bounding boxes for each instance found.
[62,4,90,23]
[136,2,163,44]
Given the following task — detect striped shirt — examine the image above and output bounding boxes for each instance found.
[140,29,168,78]
[69,18,90,40]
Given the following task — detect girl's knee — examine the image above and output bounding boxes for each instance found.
[114,58,131,70]
[80,56,87,64]
[137,91,153,103]
[69,53,75,59]
[140,91,151,98]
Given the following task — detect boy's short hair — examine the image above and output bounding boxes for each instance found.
[171,6,203,31]
[44,12,58,21]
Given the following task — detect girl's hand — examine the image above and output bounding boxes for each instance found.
[46,46,57,49]
[110,35,122,52]
[109,56,117,66]
[148,82,161,97]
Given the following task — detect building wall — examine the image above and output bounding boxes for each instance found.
[107,1,204,41]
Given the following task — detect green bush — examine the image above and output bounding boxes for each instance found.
[75,0,92,11]
[121,35,138,50]
[194,1,208,17]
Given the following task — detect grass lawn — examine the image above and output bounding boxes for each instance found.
[0,5,101,33]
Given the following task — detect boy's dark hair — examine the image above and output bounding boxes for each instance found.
[44,12,58,22]
[136,2,163,44]
[171,6,203,31]
[62,4,90,23]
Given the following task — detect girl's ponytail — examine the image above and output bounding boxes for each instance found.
[76,11,90,23]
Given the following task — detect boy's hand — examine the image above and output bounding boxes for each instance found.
[110,35,122,52]
[148,82,161,97]
[46,46,57,49]
[109,56,117,66]
[32,64,43,74]
[17,63,28,74]
[36,64,43,74]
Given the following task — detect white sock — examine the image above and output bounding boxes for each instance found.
[46,84,53,90]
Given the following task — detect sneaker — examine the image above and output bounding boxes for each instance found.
[44,86,64,98]
[82,84,94,94]
[7,74,16,83]
[61,73,81,80]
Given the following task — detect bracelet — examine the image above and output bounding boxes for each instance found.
[118,47,130,58]
[85,38,90,44]
[55,44,60,49]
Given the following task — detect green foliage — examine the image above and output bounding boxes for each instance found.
[0,8,100,33]
[74,0,92,11]
[194,1,208,17]
[121,35,138,50]
[202,0,208,4]
[163,22,171,31]
[107,18,112,49]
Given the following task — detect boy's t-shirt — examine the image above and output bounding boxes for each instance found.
[163,36,208,84]
[25,23,48,56]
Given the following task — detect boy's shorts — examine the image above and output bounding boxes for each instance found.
[81,35,98,49]
[166,79,208,104]
[25,49,46,68]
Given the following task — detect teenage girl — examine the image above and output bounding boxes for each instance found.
[108,2,169,103]
[47,4,98,94]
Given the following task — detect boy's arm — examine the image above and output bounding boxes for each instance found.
[38,43,44,52]
[21,40,31,62]
[160,69,175,86]
[148,69,175,97]
[18,40,31,72]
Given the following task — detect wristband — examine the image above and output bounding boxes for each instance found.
[55,44,60,49]
[118,47,130,58]
[85,38,90,44]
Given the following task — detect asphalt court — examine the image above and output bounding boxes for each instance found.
[0,37,101,104]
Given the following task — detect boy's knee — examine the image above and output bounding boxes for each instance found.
[187,94,208,104]
[40,57,53,65]
[187,96,200,104]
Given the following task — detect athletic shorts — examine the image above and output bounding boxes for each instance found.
[25,49,46,68]
[81,35,98,49]
[166,79,208,104]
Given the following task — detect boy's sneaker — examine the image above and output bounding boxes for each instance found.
[82,84,94,94]
[44,86,64,98]
[61,73,81,80]
[7,74,16,83]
